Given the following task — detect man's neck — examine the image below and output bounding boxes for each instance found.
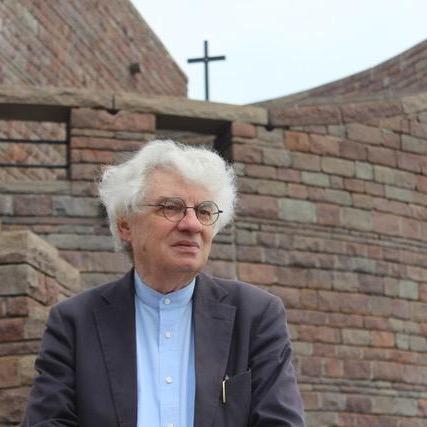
[134,266,197,294]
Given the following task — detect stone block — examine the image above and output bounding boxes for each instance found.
[402,92,427,114]
[45,233,114,251]
[409,336,427,352]
[0,195,13,215]
[14,195,52,216]
[347,123,383,144]
[230,122,257,138]
[0,356,19,387]
[52,196,100,217]
[342,328,371,346]
[343,360,372,379]
[339,141,368,160]
[71,108,155,132]
[385,186,414,203]
[402,135,427,154]
[291,152,321,171]
[279,199,316,223]
[340,207,374,231]
[71,136,145,151]
[237,262,277,285]
[115,92,268,124]
[256,127,284,145]
[262,148,291,167]
[0,231,80,293]
[341,100,402,123]
[284,131,310,152]
[232,144,262,163]
[355,161,374,180]
[309,134,340,156]
[270,104,341,127]
[70,163,101,181]
[368,146,397,167]
[245,164,277,179]
[321,157,355,177]
[301,171,330,187]
[371,331,395,347]
[398,280,419,300]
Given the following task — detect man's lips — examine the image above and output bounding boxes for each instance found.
[171,240,200,252]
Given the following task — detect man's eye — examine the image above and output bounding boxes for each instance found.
[198,209,212,217]
[164,204,182,212]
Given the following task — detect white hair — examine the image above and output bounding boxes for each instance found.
[98,139,237,251]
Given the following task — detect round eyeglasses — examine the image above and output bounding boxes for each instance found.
[141,197,223,226]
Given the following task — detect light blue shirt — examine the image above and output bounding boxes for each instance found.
[134,272,196,427]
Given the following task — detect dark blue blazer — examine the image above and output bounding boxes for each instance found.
[22,270,305,426]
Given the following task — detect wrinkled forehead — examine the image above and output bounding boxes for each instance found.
[145,166,214,203]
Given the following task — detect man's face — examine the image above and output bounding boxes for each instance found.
[117,168,216,284]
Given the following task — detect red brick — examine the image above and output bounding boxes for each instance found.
[232,144,262,163]
[70,137,145,151]
[309,134,340,156]
[271,105,341,127]
[245,164,277,179]
[371,331,395,347]
[297,325,340,343]
[344,178,365,192]
[70,163,101,180]
[323,358,343,377]
[365,182,384,196]
[316,203,340,226]
[277,168,300,182]
[285,131,310,152]
[397,152,423,173]
[368,146,397,167]
[14,195,52,216]
[0,357,19,387]
[300,356,322,376]
[373,361,403,382]
[231,122,257,138]
[0,318,25,342]
[238,194,278,219]
[287,183,308,199]
[344,360,372,379]
[339,140,367,160]
[291,152,321,171]
[237,262,277,285]
[70,149,115,164]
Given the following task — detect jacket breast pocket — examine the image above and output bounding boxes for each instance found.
[215,370,252,427]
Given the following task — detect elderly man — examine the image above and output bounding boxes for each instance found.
[23,140,305,426]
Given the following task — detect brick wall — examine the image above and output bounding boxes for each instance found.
[259,39,427,108]
[233,96,427,426]
[0,229,80,426]
[1,87,426,425]
[0,0,186,96]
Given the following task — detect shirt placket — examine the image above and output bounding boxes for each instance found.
[159,296,180,427]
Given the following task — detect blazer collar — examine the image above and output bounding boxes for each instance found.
[94,270,137,427]
[193,273,236,427]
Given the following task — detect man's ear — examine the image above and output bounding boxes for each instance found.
[117,217,132,241]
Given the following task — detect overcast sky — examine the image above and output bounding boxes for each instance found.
[131,0,427,105]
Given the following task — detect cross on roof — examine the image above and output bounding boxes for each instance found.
[187,40,226,101]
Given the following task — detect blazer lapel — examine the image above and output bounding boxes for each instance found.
[193,273,236,427]
[94,271,137,427]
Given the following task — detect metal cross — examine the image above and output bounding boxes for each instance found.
[187,40,226,101]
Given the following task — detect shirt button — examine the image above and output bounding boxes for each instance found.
[165,376,173,384]
[165,331,172,339]
[164,298,171,305]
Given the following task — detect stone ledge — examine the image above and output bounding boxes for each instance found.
[0,85,113,109]
[0,230,80,293]
[114,93,268,125]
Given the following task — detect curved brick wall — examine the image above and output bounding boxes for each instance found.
[258,39,427,108]
[232,95,427,426]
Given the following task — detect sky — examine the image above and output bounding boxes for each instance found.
[131,0,427,105]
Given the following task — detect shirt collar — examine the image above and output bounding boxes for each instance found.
[134,270,195,309]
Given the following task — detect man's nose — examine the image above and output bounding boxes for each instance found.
[177,208,203,232]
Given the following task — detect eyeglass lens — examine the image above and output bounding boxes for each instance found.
[162,198,219,225]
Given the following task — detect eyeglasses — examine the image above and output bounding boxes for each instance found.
[141,197,223,226]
